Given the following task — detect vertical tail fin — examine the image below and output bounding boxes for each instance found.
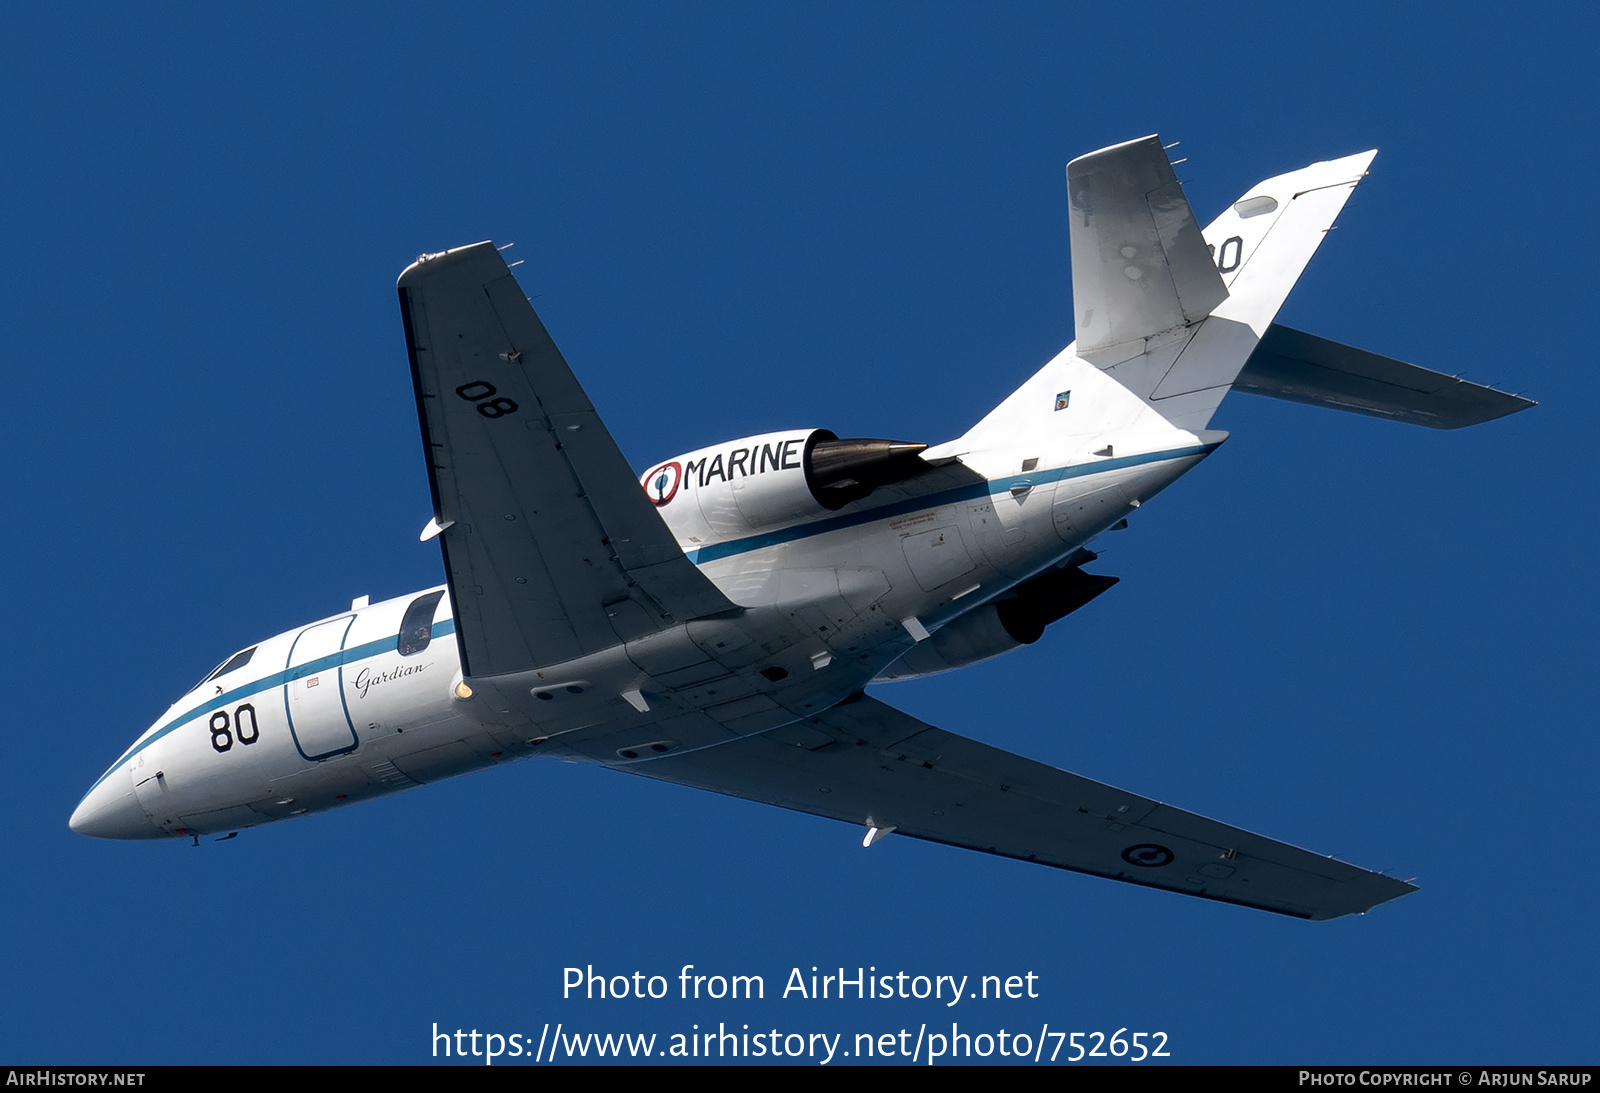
[1201,149,1378,325]
[1116,149,1377,431]
[933,143,1378,461]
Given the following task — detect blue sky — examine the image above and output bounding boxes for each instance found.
[3,3,1595,1065]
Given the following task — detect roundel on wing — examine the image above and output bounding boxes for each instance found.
[644,461,683,507]
[1120,843,1174,868]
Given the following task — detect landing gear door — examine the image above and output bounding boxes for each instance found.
[284,615,359,761]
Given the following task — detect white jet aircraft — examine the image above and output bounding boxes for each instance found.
[71,136,1531,919]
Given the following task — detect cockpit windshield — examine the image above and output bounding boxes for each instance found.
[197,646,257,689]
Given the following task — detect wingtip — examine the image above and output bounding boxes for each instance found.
[1065,133,1163,174]
[396,240,500,287]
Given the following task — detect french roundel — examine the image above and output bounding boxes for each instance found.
[1120,843,1175,868]
[644,461,682,507]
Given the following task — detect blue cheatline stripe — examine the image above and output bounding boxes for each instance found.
[682,443,1218,564]
[86,618,459,795]
[86,443,1214,798]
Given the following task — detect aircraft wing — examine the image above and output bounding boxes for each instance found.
[397,242,735,677]
[625,693,1416,920]
[1067,134,1229,361]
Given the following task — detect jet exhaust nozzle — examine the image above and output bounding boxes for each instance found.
[805,433,930,509]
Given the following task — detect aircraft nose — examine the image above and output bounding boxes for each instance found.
[69,767,163,840]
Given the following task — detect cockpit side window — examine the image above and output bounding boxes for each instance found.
[199,646,257,687]
[397,591,446,657]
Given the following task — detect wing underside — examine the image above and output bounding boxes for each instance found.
[397,242,734,677]
[625,693,1416,920]
[1067,134,1229,360]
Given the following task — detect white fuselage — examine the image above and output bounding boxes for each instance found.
[70,351,1216,840]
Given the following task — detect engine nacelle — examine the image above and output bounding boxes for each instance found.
[641,429,928,544]
[874,603,1023,681]
[876,558,1119,681]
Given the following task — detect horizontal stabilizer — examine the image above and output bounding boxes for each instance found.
[1235,324,1536,429]
[1068,135,1228,360]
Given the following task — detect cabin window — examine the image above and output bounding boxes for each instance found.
[397,591,446,656]
[199,646,256,687]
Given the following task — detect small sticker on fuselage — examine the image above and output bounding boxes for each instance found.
[1054,390,1071,411]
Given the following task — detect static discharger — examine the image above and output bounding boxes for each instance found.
[863,825,897,848]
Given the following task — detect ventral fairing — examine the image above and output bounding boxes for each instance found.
[71,136,1531,920]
